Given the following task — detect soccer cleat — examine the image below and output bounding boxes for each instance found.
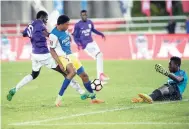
[138,93,153,104]
[7,88,16,101]
[91,99,104,104]
[80,92,91,100]
[131,97,144,103]
[81,92,96,100]
[99,73,110,82]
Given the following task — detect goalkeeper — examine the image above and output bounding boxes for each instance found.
[132,56,188,104]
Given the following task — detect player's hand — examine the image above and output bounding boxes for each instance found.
[155,64,170,76]
[101,34,106,41]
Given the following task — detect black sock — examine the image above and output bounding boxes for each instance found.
[149,89,162,101]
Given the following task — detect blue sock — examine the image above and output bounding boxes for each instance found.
[84,81,93,93]
[59,78,71,96]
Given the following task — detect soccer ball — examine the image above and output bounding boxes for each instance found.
[91,79,103,91]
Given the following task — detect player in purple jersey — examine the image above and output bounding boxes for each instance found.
[7,11,87,102]
[72,10,109,84]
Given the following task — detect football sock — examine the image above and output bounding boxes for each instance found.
[59,78,71,96]
[149,89,162,101]
[84,81,94,93]
[96,52,103,79]
[15,74,33,91]
[70,79,85,95]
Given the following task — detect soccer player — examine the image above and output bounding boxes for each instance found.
[72,10,109,83]
[49,15,104,107]
[7,11,87,102]
[132,56,188,103]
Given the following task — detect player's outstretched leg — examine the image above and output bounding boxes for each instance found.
[53,66,86,95]
[96,52,109,83]
[7,70,40,101]
[133,84,174,104]
[69,79,85,95]
[77,67,104,104]
[55,64,76,107]
[137,86,168,104]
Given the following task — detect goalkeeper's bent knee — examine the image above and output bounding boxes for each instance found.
[150,89,163,101]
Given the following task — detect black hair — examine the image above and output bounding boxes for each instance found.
[80,10,87,14]
[170,56,181,67]
[57,15,70,25]
[36,11,48,19]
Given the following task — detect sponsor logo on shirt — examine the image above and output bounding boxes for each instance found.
[61,36,70,46]
[81,29,91,36]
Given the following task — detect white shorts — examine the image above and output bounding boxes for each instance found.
[84,41,100,59]
[31,53,57,71]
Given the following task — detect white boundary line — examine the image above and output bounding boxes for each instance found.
[9,99,189,126]
[12,122,189,126]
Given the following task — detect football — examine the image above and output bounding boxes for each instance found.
[91,79,103,91]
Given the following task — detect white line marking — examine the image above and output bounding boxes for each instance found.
[9,99,189,126]
[12,122,189,126]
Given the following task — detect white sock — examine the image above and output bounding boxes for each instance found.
[15,74,33,91]
[96,52,103,79]
[70,79,85,95]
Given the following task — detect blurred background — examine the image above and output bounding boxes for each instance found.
[1,0,189,61]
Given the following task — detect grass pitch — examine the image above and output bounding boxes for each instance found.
[2,60,189,129]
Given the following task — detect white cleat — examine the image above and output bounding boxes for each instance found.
[100,73,110,82]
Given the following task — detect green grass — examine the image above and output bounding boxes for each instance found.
[2,60,189,129]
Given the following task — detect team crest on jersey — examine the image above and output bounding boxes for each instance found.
[88,24,92,28]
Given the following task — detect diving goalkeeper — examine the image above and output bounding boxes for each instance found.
[132,56,188,103]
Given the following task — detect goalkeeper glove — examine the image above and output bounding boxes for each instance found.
[155,64,170,76]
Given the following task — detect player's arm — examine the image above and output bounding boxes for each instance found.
[22,27,29,37]
[40,23,50,37]
[72,24,81,46]
[91,21,105,39]
[49,34,65,72]
[43,30,50,37]
[155,64,184,83]
[168,74,184,83]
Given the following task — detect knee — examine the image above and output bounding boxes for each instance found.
[158,85,169,95]
[31,71,40,80]
[96,52,103,58]
[68,69,76,78]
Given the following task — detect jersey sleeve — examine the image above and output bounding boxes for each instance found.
[40,24,47,31]
[73,23,81,45]
[91,21,104,36]
[22,27,28,37]
[177,70,186,82]
[36,23,47,32]
[49,33,58,48]
[181,71,188,81]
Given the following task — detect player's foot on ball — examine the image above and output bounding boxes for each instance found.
[138,93,153,104]
[91,99,104,104]
[131,97,144,103]
[7,88,16,101]
[99,73,110,82]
